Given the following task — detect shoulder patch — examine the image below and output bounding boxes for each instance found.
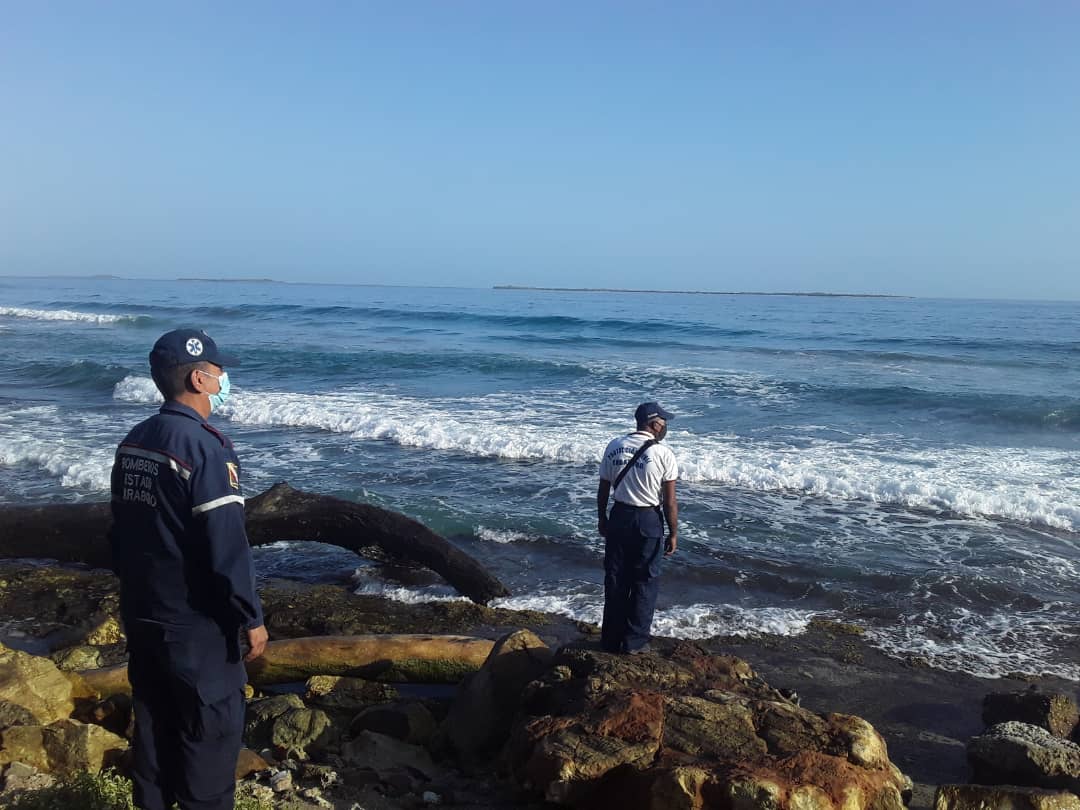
[225,462,240,490]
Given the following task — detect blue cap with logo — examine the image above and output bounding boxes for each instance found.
[149,328,240,371]
[635,401,674,424]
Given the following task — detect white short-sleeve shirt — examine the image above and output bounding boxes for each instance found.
[599,431,679,507]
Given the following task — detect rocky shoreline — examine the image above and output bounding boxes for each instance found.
[1,560,1078,809]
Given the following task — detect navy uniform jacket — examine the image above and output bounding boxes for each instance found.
[109,401,263,702]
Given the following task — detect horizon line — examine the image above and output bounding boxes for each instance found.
[3,273,1080,303]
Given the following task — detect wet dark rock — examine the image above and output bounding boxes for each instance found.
[298,761,339,787]
[350,701,437,746]
[441,628,553,762]
[259,579,556,639]
[340,730,442,783]
[968,721,1080,793]
[983,690,1079,739]
[74,693,132,738]
[305,674,399,712]
[935,783,1080,810]
[0,563,119,644]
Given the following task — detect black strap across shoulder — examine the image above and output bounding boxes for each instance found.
[612,438,657,495]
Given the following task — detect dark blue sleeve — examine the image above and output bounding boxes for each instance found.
[190,440,263,629]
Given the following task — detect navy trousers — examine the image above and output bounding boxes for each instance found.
[601,502,665,653]
[127,623,245,810]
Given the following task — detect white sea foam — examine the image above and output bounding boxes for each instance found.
[475,526,536,544]
[865,607,1080,681]
[493,593,604,625]
[354,569,1078,679]
[0,406,114,492]
[0,306,140,324]
[650,603,817,638]
[680,438,1080,532]
[350,570,467,604]
[350,576,819,641]
[491,593,818,640]
[118,381,603,462]
[113,375,164,404]
[109,378,1080,532]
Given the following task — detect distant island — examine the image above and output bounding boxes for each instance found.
[495,285,909,299]
[176,277,281,283]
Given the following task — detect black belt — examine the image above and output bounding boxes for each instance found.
[613,501,660,510]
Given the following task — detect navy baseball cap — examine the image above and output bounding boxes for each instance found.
[149,328,240,371]
[635,402,674,423]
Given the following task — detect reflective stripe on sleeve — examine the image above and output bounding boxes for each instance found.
[192,494,246,515]
[117,446,192,481]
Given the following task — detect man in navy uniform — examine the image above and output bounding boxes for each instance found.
[110,328,267,810]
[597,402,679,654]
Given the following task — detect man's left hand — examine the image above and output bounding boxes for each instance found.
[664,533,678,556]
[245,624,269,662]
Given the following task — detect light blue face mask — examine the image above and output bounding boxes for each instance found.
[198,369,232,412]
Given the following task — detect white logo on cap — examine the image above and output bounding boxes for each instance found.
[186,338,204,357]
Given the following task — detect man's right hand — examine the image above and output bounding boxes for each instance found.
[245,624,269,662]
[598,517,608,537]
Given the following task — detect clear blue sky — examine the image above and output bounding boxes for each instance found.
[2,3,1078,298]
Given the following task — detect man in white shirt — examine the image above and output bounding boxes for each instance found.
[597,402,679,654]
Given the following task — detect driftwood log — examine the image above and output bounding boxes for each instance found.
[0,482,509,604]
[75,633,497,696]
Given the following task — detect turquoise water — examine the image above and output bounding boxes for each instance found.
[1,278,1078,679]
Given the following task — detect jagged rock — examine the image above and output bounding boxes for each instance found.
[305,675,398,711]
[237,782,276,806]
[935,784,1080,810]
[270,769,293,792]
[507,642,910,810]
[1,761,55,797]
[340,730,441,782]
[0,643,75,724]
[298,762,339,787]
[969,722,1080,793]
[350,700,437,745]
[829,713,893,769]
[984,692,1080,740]
[663,693,766,759]
[271,707,336,759]
[52,645,102,672]
[84,616,124,646]
[245,693,305,750]
[300,786,333,808]
[441,628,553,760]
[0,700,37,732]
[236,747,272,779]
[0,718,128,776]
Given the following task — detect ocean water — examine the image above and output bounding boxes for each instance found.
[1,277,1078,680]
